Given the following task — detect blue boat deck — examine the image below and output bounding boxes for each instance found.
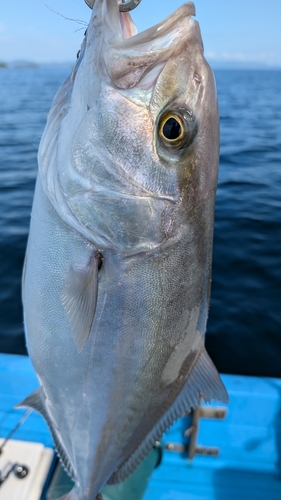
[1,353,281,499]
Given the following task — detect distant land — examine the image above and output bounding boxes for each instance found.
[1,60,281,71]
[0,61,72,69]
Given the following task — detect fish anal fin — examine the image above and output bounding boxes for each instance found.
[187,346,229,405]
[109,346,228,484]
[15,388,76,480]
[61,252,100,354]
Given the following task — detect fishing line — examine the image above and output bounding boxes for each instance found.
[0,409,33,456]
[44,5,88,28]
[0,409,33,487]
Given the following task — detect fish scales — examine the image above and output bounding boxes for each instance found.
[19,1,228,498]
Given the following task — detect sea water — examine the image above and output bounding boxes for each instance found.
[0,66,280,376]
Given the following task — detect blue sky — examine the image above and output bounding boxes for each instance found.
[1,0,281,66]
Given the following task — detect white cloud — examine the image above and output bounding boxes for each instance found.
[205,49,281,66]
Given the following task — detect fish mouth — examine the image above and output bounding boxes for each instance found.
[85,1,202,89]
[100,0,197,45]
[117,1,196,46]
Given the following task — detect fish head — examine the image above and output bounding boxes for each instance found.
[39,0,219,253]
[82,0,219,191]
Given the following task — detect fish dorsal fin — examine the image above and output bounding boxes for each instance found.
[109,347,229,484]
[61,253,100,353]
[84,0,94,8]
[16,389,77,480]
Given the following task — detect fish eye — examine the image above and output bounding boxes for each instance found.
[159,115,184,142]
[157,108,197,153]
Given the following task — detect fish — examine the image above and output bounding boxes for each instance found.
[19,0,228,498]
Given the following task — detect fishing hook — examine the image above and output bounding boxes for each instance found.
[84,0,142,12]
[119,0,142,11]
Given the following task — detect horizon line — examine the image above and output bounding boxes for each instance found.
[1,60,281,70]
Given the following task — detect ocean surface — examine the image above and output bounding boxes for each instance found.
[0,66,280,377]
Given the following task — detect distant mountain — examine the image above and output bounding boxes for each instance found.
[2,61,74,70]
[6,60,39,69]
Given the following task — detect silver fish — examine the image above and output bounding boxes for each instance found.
[19,1,228,498]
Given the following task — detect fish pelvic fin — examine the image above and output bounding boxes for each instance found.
[61,252,100,354]
[15,388,77,481]
[108,346,228,484]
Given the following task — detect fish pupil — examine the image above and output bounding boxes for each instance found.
[163,118,182,140]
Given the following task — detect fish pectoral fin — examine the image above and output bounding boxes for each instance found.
[16,388,77,480]
[109,347,228,485]
[62,252,100,354]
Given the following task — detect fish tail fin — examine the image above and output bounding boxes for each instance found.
[57,488,80,500]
